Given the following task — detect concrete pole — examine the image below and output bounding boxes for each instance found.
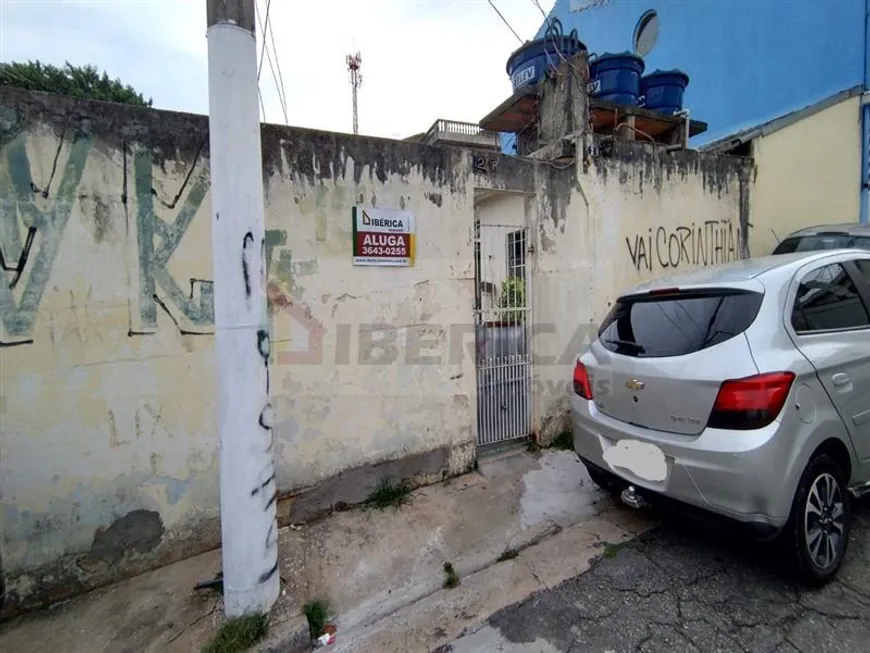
[206,0,279,617]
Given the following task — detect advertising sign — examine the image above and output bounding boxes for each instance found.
[352,206,416,267]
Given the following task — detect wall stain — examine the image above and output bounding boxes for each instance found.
[88,510,165,565]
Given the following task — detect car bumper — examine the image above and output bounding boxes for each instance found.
[571,395,793,531]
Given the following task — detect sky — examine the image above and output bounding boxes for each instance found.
[0,0,555,140]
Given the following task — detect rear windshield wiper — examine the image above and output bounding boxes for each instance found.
[603,338,646,353]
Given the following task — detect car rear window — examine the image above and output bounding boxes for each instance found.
[773,234,870,255]
[597,289,764,358]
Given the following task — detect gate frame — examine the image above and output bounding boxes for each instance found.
[471,199,536,449]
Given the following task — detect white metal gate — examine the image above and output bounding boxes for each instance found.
[474,220,532,446]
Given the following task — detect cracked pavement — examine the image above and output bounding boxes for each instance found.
[439,499,870,653]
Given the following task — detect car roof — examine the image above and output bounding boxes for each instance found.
[783,222,870,238]
[622,249,866,296]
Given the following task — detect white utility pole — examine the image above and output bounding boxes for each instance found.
[206,0,279,617]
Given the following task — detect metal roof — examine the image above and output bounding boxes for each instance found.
[699,85,865,155]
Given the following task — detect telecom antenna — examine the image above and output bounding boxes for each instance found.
[346,51,363,135]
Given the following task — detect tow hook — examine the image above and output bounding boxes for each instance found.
[621,485,648,509]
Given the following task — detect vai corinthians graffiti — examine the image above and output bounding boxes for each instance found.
[625,219,747,273]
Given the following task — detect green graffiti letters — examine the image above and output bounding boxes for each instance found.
[1,134,92,346]
[133,151,213,333]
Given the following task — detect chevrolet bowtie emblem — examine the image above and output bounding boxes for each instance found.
[626,379,645,391]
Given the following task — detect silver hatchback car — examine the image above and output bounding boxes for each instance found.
[572,249,870,585]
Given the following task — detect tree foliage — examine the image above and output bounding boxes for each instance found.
[0,60,152,107]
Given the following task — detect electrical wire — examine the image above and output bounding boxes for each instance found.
[258,86,267,123]
[488,0,524,45]
[255,0,288,124]
[266,9,288,120]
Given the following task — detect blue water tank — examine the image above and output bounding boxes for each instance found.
[589,52,646,106]
[640,70,690,114]
[505,20,587,92]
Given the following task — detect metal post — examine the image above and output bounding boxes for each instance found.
[206,0,279,617]
[347,52,362,135]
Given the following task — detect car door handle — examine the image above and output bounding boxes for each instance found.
[832,373,851,387]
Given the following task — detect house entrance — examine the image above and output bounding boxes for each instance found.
[473,212,532,447]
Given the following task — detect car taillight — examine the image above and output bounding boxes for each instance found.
[573,361,593,399]
[707,371,796,430]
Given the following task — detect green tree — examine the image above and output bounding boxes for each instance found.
[0,60,152,107]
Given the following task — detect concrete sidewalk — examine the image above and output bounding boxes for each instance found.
[0,449,656,653]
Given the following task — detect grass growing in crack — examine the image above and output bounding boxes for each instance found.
[366,477,413,511]
[303,599,330,639]
[201,614,268,653]
[602,540,631,559]
[496,548,519,562]
[549,430,574,450]
[443,562,461,589]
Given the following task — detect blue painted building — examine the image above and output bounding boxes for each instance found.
[500,0,870,223]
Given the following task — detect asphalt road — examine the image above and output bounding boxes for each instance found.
[439,499,870,653]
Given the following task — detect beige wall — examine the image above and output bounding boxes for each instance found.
[749,94,862,256]
[531,143,752,440]
[0,88,477,615]
[1,87,755,614]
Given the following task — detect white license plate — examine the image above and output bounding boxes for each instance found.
[602,439,667,483]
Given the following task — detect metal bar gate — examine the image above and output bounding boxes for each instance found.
[474,220,532,446]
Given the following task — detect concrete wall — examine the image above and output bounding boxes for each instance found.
[530,140,752,441]
[0,87,479,617]
[749,94,863,255]
[1,87,755,616]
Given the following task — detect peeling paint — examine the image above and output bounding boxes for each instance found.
[0,85,757,620]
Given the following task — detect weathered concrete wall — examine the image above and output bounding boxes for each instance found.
[0,86,758,616]
[749,93,862,255]
[531,139,753,442]
[0,87,479,617]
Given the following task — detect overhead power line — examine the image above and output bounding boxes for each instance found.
[488,0,524,45]
[255,0,288,124]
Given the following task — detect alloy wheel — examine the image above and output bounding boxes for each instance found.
[803,472,845,570]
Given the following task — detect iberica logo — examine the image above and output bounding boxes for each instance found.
[362,210,404,229]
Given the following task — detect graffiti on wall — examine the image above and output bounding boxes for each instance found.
[0,132,313,352]
[1,134,92,346]
[625,219,746,274]
[132,150,214,334]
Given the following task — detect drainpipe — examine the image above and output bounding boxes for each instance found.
[861,0,870,223]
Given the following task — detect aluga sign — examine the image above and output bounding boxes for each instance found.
[352,206,416,267]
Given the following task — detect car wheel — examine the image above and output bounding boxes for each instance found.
[586,465,627,496]
[785,454,851,587]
